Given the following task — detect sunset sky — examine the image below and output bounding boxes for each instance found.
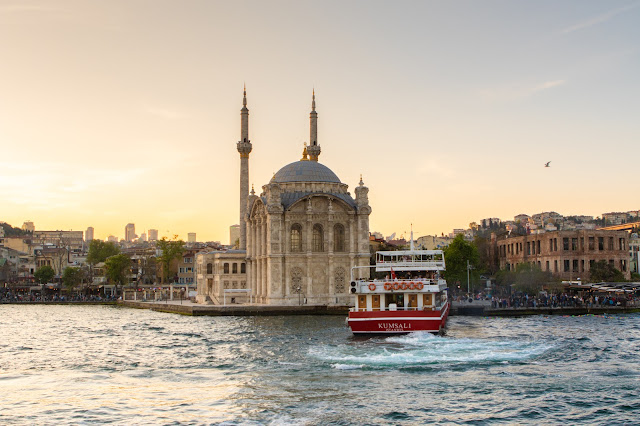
[1,1,639,243]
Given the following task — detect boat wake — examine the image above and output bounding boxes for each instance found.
[310,332,552,369]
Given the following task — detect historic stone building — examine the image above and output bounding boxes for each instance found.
[497,229,630,281]
[196,89,371,305]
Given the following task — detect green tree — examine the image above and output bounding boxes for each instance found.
[443,234,480,293]
[62,266,82,292]
[104,253,131,292]
[34,265,55,284]
[156,236,185,284]
[87,240,120,265]
[589,260,625,282]
[513,263,552,294]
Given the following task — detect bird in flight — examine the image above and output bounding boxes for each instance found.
[544,161,551,167]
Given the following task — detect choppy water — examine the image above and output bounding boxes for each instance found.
[1,305,639,425]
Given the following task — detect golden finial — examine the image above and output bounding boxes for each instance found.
[301,144,309,161]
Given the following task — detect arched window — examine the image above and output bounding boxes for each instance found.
[313,224,324,252]
[223,263,229,274]
[334,224,345,252]
[206,263,213,274]
[241,263,246,273]
[291,224,302,252]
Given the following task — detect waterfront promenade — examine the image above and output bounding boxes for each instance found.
[3,294,639,317]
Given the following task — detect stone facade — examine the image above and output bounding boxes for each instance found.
[245,169,371,305]
[497,230,630,281]
[196,89,371,306]
[195,251,248,304]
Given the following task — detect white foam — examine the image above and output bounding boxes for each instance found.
[309,336,553,368]
[331,363,364,370]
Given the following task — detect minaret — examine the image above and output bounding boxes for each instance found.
[307,89,321,161]
[237,85,252,250]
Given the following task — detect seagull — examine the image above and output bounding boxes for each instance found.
[545,161,551,167]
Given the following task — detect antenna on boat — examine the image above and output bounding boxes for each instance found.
[410,223,414,251]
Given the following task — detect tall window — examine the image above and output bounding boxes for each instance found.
[207,263,213,274]
[223,263,229,274]
[312,224,324,252]
[241,263,246,273]
[334,224,345,252]
[232,263,238,274]
[291,224,302,252]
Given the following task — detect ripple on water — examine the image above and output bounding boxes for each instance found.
[0,306,639,425]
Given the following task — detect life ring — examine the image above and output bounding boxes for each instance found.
[408,282,415,290]
[368,283,377,291]
[400,282,408,290]
[393,282,400,291]
[384,282,392,291]
[416,282,424,290]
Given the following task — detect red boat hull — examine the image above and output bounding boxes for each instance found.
[348,303,450,334]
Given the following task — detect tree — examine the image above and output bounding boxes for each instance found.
[443,234,480,293]
[87,240,120,265]
[62,266,82,292]
[34,265,55,284]
[513,263,552,294]
[156,236,185,284]
[589,260,625,282]
[105,253,131,293]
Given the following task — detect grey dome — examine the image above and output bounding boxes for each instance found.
[273,161,341,183]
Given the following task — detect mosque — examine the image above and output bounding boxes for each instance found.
[195,89,371,305]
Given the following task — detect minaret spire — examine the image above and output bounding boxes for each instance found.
[307,89,321,161]
[237,86,253,250]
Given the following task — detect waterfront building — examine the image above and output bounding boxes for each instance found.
[196,89,371,305]
[176,249,197,285]
[497,229,630,281]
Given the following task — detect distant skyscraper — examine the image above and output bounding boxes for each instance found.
[22,221,35,232]
[125,223,136,242]
[139,232,147,242]
[148,229,159,241]
[85,227,94,242]
[188,233,196,243]
[107,235,118,243]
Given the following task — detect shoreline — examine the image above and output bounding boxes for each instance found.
[2,300,639,317]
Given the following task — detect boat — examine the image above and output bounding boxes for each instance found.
[347,240,450,335]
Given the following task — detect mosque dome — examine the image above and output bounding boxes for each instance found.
[273,160,341,184]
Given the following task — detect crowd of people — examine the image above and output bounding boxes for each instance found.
[454,291,638,309]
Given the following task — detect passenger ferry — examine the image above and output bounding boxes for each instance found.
[347,241,449,335]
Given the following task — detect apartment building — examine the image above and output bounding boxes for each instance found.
[497,229,630,281]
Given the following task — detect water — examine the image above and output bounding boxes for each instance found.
[1,305,639,425]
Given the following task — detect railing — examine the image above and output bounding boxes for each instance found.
[350,304,446,312]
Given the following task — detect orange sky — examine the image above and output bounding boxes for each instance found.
[1,1,639,243]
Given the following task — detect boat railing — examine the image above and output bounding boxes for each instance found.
[350,305,445,312]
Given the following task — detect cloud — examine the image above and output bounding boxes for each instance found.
[561,2,640,34]
[478,79,566,102]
